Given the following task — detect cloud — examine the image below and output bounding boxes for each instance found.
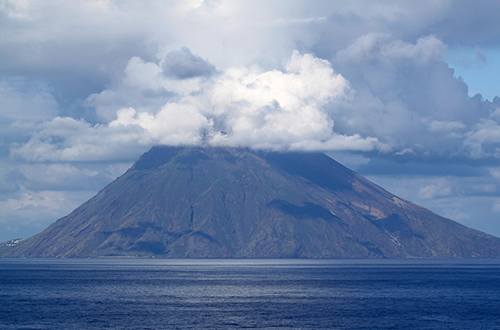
[336,33,446,66]
[207,51,361,150]
[13,51,386,162]
[418,181,452,200]
[0,165,25,193]
[87,55,208,122]
[0,190,70,222]
[463,118,500,158]
[110,105,213,146]
[16,163,122,191]
[7,27,500,165]
[9,33,500,162]
[329,33,500,159]
[426,120,466,133]
[11,117,149,162]
[0,188,98,241]
[0,0,31,20]
[492,199,500,213]
[161,47,216,79]
[450,47,489,69]
[0,78,59,121]
[422,0,500,46]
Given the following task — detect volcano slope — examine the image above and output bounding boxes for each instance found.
[2,146,500,258]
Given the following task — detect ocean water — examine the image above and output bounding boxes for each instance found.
[0,259,499,330]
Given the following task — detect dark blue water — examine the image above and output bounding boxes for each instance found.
[1,259,499,330]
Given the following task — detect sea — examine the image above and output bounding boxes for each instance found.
[0,259,499,330]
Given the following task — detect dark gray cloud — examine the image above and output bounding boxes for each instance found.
[161,47,216,79]
[422,0,500,46]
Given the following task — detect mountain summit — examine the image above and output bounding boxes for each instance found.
[2,146,500,258]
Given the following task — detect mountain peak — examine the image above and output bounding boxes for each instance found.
[2,146,500,258]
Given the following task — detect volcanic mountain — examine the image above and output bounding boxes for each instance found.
[2,146,500,258]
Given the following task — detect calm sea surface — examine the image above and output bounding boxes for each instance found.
[1,259,499,330]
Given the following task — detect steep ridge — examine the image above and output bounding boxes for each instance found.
[2,146,499,258]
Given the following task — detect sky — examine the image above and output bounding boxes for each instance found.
[1,0,500,242]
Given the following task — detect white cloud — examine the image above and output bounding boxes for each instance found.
[0,190,68,216]
[9,33,500,162]
[207,51,357,149]
[13,51,387,162]
[186,51,374,151]
[418,182,452,200]
[111,104,213,146]
[11,117,148,162]
[463,119,500,158]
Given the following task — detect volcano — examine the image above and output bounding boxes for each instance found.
[2,146,500,258]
